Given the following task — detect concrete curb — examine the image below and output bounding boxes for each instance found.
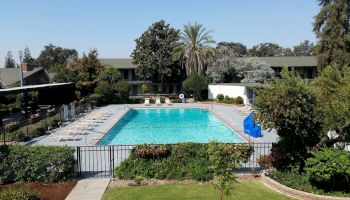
[261,173,350,200]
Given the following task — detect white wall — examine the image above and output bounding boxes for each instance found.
[208,84,249,104]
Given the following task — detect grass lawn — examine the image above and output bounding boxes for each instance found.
[102,180,292,200]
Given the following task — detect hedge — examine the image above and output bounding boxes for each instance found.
[305,148,350,192]
[0,145,75,184]
[0,188,41,200]
[115,143,252,181]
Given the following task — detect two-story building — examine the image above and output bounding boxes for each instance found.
[100,58,182,96]
[101,57,318,96]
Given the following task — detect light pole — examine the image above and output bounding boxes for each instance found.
[18,51,23,87]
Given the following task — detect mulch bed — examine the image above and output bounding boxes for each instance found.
[0,181,77,200]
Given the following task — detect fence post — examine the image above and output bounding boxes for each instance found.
[76,146,81,178]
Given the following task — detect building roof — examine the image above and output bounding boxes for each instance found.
[100,58,135,69]
[243,56,317,67]
[0,82,74,96]
[0,67,44,87]
[100,56,317,69]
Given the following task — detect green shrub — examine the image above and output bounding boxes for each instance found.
[267,171,350,197]
[0,188,41,200]
[257,155,273,169]
[0,145,75,183]
[235,96,244,104]
[305,148,350,191]
[115,143,252,182]
[224,95,230,101]
[216,94,224,102]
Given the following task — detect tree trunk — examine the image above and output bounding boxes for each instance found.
[220,189,224,200]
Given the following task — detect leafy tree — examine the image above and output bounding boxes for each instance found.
[207,42,244,83]
[216,42,247,57]
[53,67,79,83]
[236,59,275,83]
[131,20,181,83]
[183,73,208,101]
[36,44,78,69]
[293,40,315,56]
[4,51,15,68]
[313,0,350,69]
[23,47,35,64]
[248,43,283,57]
[174,22,215,75]
[313,66,350,146]
[254,68,322,171]
[282,47,294,56]
[93,67,129,104]
[207,143,252,200]
[70,49,105,96]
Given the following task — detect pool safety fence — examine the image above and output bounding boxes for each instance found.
[74,143,274,178]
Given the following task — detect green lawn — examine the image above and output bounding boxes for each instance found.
[102,181,293,200]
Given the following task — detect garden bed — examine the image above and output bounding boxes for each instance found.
[0,181,77,200]
[265,172,350,198]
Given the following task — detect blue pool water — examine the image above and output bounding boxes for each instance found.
[98,108,244,145]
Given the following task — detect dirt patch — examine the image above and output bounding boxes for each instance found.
[0,181,77,200]
[109,174,262,188]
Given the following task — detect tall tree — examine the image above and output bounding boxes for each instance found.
[248,43,283,57]
[174,22,215,75]
[254,68,322,171]
[4,51,15,68]
[313,0,350,68]
[293,40,315,56]
[314,66,350,146]
[70,49,105,96]
[131,20,181,83]
[36,44,78,69]
[23,47,35,64]
[207,42,243,83]
[236,59,275,84]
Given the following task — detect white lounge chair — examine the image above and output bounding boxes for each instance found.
[156,97,162,106]
[165,97,172,106]
[144,98,151,106]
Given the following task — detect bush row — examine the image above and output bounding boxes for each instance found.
[265,148,350,196]
[0,145,75,184]
[0,188,41,200]
[115,143,253,181]
[216,94,243,104]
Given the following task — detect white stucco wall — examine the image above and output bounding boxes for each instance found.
[208,84,249,104]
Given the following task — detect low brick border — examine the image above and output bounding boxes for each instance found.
[261,173,350,200]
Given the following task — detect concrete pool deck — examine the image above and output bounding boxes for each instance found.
[30,103,278,147]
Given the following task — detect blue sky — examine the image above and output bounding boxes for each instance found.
[0,0,319,64]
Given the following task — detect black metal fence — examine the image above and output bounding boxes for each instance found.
[74,143,274,178]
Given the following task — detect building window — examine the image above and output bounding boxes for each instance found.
[153,85,158,93]
[132,85,138,95]
[169,84,173,93]
[123,70,128,80]
[177,84,182,93]
[162,85,166,93]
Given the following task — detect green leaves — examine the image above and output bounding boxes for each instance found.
[183,73,208,101]
[131,20,181,83]
[305,148,350,191]
[0,145,75,184]
[175,22,215,76]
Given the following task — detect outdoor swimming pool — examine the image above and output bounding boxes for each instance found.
[98,108,244,145]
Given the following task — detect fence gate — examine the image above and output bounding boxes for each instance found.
[75,145,134,178]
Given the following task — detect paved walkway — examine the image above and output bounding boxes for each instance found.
[65,178,110,200]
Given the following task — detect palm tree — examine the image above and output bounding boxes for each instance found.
[174,22,215,75]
